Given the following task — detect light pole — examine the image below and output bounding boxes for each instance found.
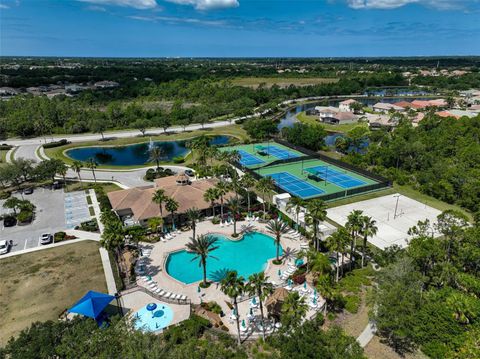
[393,194,401,219]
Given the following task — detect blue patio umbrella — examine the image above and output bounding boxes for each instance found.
[313,296,317,305]
[288,278,292,286]
[241,319,246,328]
[68,290,115,321]
[233,308,237,316]
[277,269,282,276]
[313,289,317,297]
[147,303,157,317]
[197,286,201,293]
[251,297,257,305]
[304,282,307,290]
[249,308,253,315]
[172,223,176,231]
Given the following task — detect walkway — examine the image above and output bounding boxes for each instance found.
[357,321,377,347]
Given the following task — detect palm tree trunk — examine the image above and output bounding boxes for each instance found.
[276,238,280,261]
[234,299,241,345]
[171,212,175,230]
[262,193,266,218]
[341,252,345,277]
[192,223,196,240]
[233,218,237,236]
[362,237,367,267]
[259,294,266,340]
[92,169,96,183]
[220,197,224,220]
[202,258,207,286]
[350,231,355,270]
[77,172,83,189]
[247,193,251,213]
[313,220,318,251]
[336,252,340,282]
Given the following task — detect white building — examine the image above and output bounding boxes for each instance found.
[339,99,358,112]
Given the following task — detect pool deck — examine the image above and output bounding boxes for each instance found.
[134,219,324,336]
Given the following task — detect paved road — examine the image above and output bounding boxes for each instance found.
[11,144,40,162]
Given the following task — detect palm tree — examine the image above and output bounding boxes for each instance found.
[214,180,230,220]
[220,271,245,345]
[359,216,378,267]
[71,160,83,188]
[86,158,97,183]
[247,272,274,340]
[286,196,306,225]
[281,291,308,331]
[256,177,275,218]
[152,189,166,217]
[305,199,327,251]
[266,218,289,263]
[149,145,165,171]
[346,209,364,270]
[240,173,255,214]
[185,234,219,287]
[226,197,241,236]
[147,217,163,239]
[165,197,179,230]
[203,187,220,217]
[326,227,350,282]
[186,207,201,240]
[56,162,68,190]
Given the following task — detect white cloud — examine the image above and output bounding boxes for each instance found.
[0,4,10,9]
[166,0,239,10]
[346,0,467,10]
[78,0,158,9]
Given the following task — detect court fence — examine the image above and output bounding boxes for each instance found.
[231,139,391,202]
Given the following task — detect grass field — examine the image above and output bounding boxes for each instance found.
[296,111,369,133]
[232,77,339,88]
[65,181,123,193]
[0,149,8,167]
[0,241,107,345]
[44,125,248,169]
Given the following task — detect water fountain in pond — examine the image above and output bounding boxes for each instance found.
[148,137,154,151]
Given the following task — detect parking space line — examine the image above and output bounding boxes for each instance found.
[24,239,28,250]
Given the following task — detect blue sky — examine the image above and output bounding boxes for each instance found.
[1,0,479,57]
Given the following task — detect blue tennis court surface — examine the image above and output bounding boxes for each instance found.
[238,150,264,166]
[267,172,324,199]
[255,145,299,160]
[304,166,366,189]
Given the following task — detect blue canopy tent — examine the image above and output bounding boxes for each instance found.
[68,290,115,323]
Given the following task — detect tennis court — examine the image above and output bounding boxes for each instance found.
[255,144,299,160]
[267,172,325,198]
[304,165,366,189]
[238,150,264,166]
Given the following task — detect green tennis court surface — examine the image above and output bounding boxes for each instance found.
[220,142,305,168]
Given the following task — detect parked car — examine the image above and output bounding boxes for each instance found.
[0,240,8,255]
[3,215,17,227]
[184,169,195,177]
[39,233,53,245]
[23,187,34,195]
[52,181,62,190]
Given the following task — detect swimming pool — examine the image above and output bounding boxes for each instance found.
[166,232,282,284]
[133,303,174,332]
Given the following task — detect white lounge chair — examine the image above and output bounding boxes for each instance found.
[180,295,187,301]
[163,292,172,298]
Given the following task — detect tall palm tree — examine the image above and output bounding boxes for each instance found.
[86,158,97,183]
[186,207,201,240]
[226,197,241,236]
[266,218,289,263]
[149,145,165,171]
[152,189,167,217]
[346,209,364,270]
[286,196,306,225]
[214,180,230,220]
[359,216,378,267]
[203,187,220,217]
[240,173,255,214]
[165,197,179,230]
[185,234,219,287]
[326,227,350,282]
[71,160,83,188]
[256,177,275,219]
[220,271,245,345]
[147,217,163,240]
[247,272,273,340]
[56,162,68,189]
[281,291,308,331]
[305,199,327,251]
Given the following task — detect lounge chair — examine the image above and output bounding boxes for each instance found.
[180,295,187,301]
[220,221,225,227]
[163,292,172,298]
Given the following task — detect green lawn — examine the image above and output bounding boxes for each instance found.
[44,125,248,169]
[231,77,338,88]
[65,181,123,193]
[0,241,107,345]
[0,149,8,167]
[296,111,369,133]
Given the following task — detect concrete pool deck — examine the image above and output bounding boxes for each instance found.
[134,219,324,336]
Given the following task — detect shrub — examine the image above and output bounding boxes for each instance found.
[17,210,33,223]
[42,139,70,149]
[344,295,360,314]
[0,144,12,150]
[173,156,185,164]
[211,217,220,225]
[0,191,11,200]
[54,231,66,242]
[78,219,99,232]
[292,273,306,284]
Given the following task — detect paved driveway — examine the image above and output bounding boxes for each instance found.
[0,188,66,253]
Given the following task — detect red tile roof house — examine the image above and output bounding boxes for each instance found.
[411,99,447,109]
[107,175,234,227]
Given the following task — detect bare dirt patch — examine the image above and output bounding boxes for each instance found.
[364,336,428,359]
[0,241,107,345]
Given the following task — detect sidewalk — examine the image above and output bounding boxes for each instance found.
[357,321,377,347]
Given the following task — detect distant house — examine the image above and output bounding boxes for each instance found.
[94,80,119,89]
[365,113,396,130]
[411,99,447,109]
[372,103,404,113]
[393,101,414,109]
[107,175,234,226]
[315,106,358,125]
[435,110,476,119]
[338,99,358,112]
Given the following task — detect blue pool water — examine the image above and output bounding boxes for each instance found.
[65,135,231,166]
[133,303,174,332]
[166,232,282,284]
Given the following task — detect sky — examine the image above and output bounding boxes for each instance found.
[1,0,479,57]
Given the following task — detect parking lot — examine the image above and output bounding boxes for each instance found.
[0,188,92,253]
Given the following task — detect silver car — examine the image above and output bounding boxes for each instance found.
[39,233,53,245]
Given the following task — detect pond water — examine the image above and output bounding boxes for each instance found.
[65,135,231,166]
